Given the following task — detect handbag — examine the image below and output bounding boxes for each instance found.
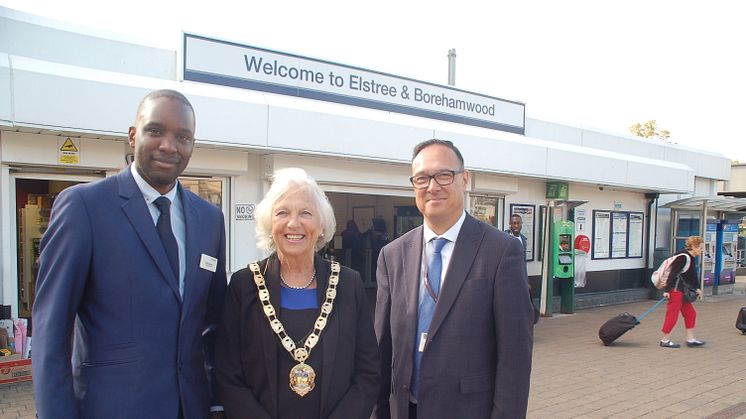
[682,283,698,303]
[675,274,698,303]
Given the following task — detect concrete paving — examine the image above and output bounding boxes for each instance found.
[2,283,745,418]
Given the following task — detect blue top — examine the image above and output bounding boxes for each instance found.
[280,287,318,310]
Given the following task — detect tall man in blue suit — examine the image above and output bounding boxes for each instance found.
[374,139,533,419]
[32,90,227,419]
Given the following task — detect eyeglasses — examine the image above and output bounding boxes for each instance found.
[409,170,463,189]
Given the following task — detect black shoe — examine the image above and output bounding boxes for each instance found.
[660,340,680,348]
[686,339,705,347]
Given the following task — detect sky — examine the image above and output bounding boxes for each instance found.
[2,0,745,162]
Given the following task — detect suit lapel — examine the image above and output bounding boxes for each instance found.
[180,186,200,311]
[118,168,181,300]
[428,215,483,340]
[404,227,424,346]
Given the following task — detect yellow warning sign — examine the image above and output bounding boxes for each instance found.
[60,138,78,152]
[58,137,80,165]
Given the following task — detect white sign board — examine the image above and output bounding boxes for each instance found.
[234,203,255,221]
[183,33,525,134]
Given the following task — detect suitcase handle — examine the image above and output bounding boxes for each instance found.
[636,298,667,324]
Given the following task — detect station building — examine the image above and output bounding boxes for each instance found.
[0,7,732,319]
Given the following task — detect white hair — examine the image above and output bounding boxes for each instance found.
[255,168,336,252]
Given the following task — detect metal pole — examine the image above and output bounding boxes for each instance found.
[540,201,554,316]
[699,201,708,299]
[447,49,456,86]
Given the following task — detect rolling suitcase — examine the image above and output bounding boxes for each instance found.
[737,307,746,334]
[599,298,666,346]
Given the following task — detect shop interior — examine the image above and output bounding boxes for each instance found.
[15,179,82,317]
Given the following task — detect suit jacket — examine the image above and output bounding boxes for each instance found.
[504,230,528,261]
[32,167,227,419]
[375,214,533,419]
[215,254,380,419]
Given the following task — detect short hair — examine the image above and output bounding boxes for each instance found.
[412,139,465,170]
[255,168,336,252]
[685,235,704,251]
[135,89,195,123]
[510,214,523,221]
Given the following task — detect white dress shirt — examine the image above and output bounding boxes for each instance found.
[130,165,187,296]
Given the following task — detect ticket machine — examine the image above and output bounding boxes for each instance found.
[552,221,574,313]
[703,222,716,286]
[705,220,739,289]
[719,222,739,286]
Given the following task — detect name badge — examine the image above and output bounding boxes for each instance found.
[200,254,218,272]
[418,332,428,352]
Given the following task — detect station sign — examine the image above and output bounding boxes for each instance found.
[546,181,569,200]
[183,33,525,134]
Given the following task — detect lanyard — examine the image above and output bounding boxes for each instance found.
[422,238,443,303]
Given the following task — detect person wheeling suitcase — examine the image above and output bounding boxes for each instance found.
[658,236,706,348]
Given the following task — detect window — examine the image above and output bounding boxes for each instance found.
[470,195,502,228]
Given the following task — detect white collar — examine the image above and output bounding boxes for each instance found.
[130,164,178,203]
[423,211,466,243]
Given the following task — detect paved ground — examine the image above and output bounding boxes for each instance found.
[2,283,745,418]
[529,290,746,418]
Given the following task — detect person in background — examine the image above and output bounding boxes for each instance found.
[374,139,533,419]
[215,168,380,419]
[505,213,528,261]
[32,89,227,418]
[506,213,540,324]
[342,219,367,275]
[659,235,706,348]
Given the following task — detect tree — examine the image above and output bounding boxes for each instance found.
[629,120,671,142]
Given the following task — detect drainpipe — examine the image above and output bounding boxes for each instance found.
[644,193,659,271]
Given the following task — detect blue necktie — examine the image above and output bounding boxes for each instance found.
[154,197,179,282]
[411,237,448,399]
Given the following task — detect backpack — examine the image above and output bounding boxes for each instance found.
[651,253,690,289]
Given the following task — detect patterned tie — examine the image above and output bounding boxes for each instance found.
[154,197,179,282]
[411,237,448,399]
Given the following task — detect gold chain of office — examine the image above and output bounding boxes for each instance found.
[249,260,340,397]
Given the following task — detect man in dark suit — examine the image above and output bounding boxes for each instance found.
[506,213,540,325]
[505,213,529,261]
[374,139,533,419]
[32,90,227,419]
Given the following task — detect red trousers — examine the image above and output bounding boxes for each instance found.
[661,289,697,333]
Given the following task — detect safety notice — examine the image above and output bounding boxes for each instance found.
[58,137,80,165]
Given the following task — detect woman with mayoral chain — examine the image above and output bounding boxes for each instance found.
[215,168,380,418]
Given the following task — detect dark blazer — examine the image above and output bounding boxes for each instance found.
[215,254,380,419]
[374,214,534,419]
[32,167,227,419]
